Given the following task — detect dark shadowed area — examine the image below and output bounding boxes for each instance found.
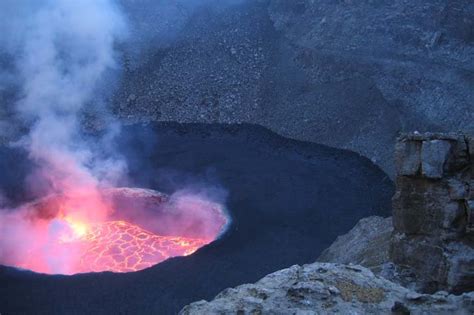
[0,123,393,314]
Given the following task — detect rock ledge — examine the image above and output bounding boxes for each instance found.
[180,263,474,315]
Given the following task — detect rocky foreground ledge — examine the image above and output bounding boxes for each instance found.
[181,132,473,314]
[180,263,474,314]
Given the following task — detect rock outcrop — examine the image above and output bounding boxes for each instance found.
[391,133,474,293]
[317,216,392,273]
[180,263,474,315]
[316,133,474,294]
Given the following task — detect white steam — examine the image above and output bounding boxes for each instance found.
[1,0,128,195]
[0,0,128,273]
[0,0,231,274]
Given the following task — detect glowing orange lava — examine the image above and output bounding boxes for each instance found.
[0,187,228,275]
[76,220,209,273]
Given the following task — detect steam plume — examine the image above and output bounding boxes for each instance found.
[0,0,230,274]
[14,0,127,195]
[0,0,128,273]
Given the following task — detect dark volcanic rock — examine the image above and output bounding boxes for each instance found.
[106,0,474,178]
[390,132,474,294]
[266,0,474,176]
[2,1,473,176]
[0,123,393,315]
[317,216,393,273]
[113,0,274,125]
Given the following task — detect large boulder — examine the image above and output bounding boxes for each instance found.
[317,216,392,273]
[180,263,474,315]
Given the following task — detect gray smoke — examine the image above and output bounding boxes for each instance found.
[1,0,128,195]
[0,0,131,274]
[0,0,234,274]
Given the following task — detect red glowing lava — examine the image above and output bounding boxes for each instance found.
[0,188,228,275]
[78,220,209,273]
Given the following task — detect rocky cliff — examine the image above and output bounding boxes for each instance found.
[391,132,474,293]
[266,0,474,176]
[318,133,474,294]
[1,1,473,176]
[109,0,474,177]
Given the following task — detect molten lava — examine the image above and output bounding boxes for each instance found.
[0,188,228,275]
[77,220,209,273]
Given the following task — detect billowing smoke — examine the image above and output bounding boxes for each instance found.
[1,0,127,196]
[0,0,128,274]
[0,0,229,274]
